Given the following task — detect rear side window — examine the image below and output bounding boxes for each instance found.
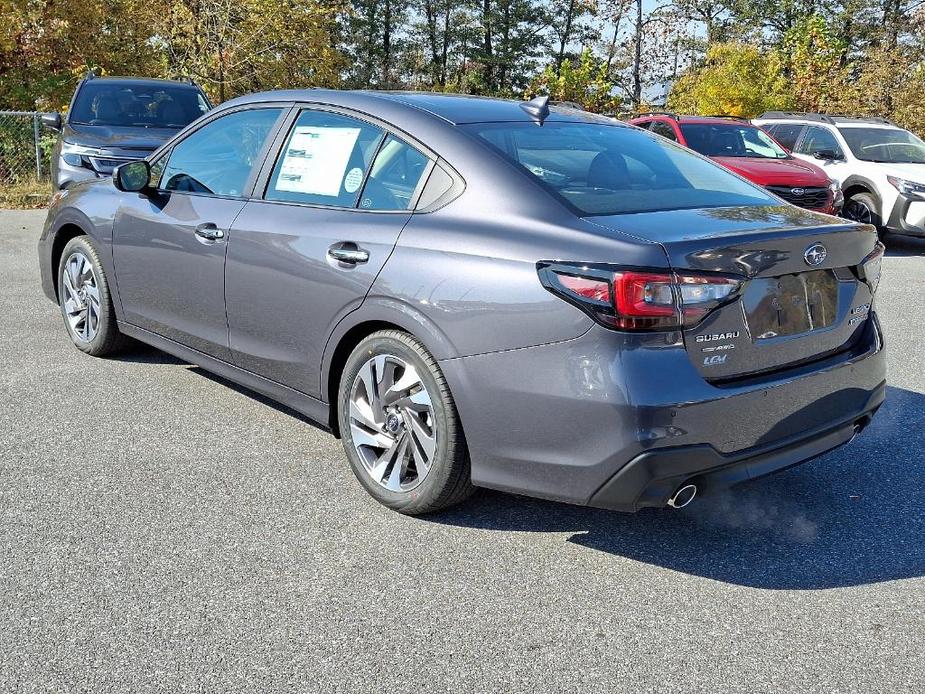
[266,110,384,207]
[358,135,430,210]
[464,121,776,216]
[650,121,678,142]
[161,108,283,197]
[765,123,804,150]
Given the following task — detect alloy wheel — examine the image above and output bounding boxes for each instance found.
[843,198,874,225]
[348,354,437,492]
[61,252,101,343]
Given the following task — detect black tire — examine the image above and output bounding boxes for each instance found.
[844,192,885,237]
[57,235,130,357]
[338,330,474,515]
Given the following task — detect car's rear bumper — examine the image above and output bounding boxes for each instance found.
[589,384,883,511]
[440,315,886,512]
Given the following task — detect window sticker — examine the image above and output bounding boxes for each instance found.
[275,126,361,196]
[343,167,364,193]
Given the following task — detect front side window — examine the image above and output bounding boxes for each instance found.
[160,108,283,197]
[838,126,925,164]
[795,126,844,158]
[680,124,789,159]
[266,110,384,207]
[70,82,211,129]
[464,122,777,216]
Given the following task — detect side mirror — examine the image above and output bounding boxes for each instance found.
[41,112,62,131]
[813,149,839,161]
[113,160,150,192]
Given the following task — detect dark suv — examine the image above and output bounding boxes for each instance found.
[42,75,211,189]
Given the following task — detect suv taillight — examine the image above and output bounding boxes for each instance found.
[538,262,743,331]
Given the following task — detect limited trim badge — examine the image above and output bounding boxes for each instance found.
[803,243,827,266]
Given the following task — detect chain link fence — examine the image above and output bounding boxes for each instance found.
[0,111,54,207]
[0,111,53,183]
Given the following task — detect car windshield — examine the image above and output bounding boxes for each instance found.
[464,121,778,216]
[838,126,925,164]
[680,123,790,159]
[69,82,211,129]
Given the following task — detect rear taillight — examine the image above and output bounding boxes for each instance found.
[859,242,885,295]
[538,262,743,331]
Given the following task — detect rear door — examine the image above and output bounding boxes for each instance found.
[225,107,434,397]
[763,123,805,152]
[112,106,285,360]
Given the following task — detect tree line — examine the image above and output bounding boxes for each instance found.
[1,0,923,133]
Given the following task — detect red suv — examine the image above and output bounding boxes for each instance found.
[628,113,843,215]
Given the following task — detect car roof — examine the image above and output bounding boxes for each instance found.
[220,89,620,126]
[80,76,202,89]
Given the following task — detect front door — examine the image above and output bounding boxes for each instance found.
[112,107,284,361]
[225,108,433,397]
[792,125,851,185]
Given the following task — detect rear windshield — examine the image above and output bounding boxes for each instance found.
[464,122,777,215]
[679,123,789,159]
[70,82,211,129]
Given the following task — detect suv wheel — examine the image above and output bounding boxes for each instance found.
[338,330,474,514]
[843,192,884,236]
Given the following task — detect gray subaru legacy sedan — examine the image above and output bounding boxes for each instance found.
[38,90,886,515]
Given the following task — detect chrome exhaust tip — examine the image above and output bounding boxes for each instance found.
[667,483,697,509]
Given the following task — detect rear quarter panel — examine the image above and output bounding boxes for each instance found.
[368,196,671,359]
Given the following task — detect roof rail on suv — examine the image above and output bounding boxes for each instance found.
[634,111,678,120]
[703,115,750,122]
[757,111,897,127]
[758,111,836,124]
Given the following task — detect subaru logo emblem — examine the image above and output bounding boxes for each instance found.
[804,243,827,266]
[791,187,805,197]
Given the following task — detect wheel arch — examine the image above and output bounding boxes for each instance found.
[50,222,90,300]
[842,175,882,214]
[321,300,458,437]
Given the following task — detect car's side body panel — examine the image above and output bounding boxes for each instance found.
[226,201,413,397]
[112,193,245,361]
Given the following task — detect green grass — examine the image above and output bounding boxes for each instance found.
[0,178,50,209]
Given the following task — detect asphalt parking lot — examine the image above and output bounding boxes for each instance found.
[1,208,923,692]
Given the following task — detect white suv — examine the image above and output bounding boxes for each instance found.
[753,112,925,238]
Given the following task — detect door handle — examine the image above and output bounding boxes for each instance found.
[328,243,370,265]
[194,224,225,241]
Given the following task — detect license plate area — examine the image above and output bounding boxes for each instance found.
[743,270,839,340]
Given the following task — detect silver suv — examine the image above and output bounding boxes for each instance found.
[42,74,211,189]
[754,111,925,238]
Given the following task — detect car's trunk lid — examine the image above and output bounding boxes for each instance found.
[587,205,880,381]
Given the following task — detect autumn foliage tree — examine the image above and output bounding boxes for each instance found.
[525,47,621,111]
[667,42,793,116]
